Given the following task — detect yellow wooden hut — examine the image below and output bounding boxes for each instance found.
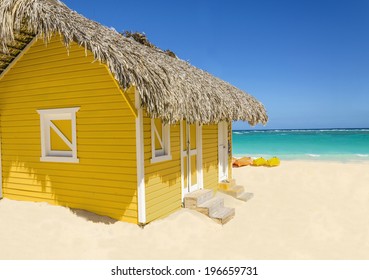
[0,0,267,225]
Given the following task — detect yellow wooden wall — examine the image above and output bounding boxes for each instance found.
[0,36,138,223]
[142,114,182,223]
[228,122,233,180]
[202,124,219,191]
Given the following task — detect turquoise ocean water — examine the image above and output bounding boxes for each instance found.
[232,128,369,161]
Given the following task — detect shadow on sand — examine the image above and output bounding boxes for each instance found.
[69,208,118,225]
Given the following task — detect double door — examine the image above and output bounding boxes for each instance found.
[218,121,229,181]
[181,122,202,196]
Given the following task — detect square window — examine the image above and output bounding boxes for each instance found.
[151,118,172,163]
[37,107,80,163]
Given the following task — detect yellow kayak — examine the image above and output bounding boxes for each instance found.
[253,157,267,166]
[266,157,280,167]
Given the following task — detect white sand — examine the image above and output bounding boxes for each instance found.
[0,161,368,260]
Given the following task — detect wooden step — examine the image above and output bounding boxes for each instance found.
[196,197,224,216]
[237,192,254,202]
[229,185,245,197]
[219,183,254,203]
[184,189,213,209]
[184,189,235,225]
[218,178,237,191]
[210,207,235,224]
[219,185,244,197]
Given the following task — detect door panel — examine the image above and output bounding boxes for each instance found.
[182,122,201,195]
[182,123,187,152]
[190,155,197,186]
[190,124,196,149]
[183,159,188,191]
[218,122,228,181]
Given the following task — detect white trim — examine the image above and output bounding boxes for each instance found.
[37,107,80,163]
[37,107,80,116]
[40,156,79,163]
[150,154,172,164]
[181,122,189,197]
[186,123,192,192]
[180,121,185,201]
[151,119,155,159]
[189,149,197,156]
[196,124,203,189]
[71,109,78,160]
[218,121,229,181]
[135,90,146,225]
[181,122,202,199]
[150,118,171,163]
[224,122,229,180]
[39,110,46,159]
[163,125,171,157]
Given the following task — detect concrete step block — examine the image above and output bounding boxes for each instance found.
[197,197,224,216]
[237,192,254,202]
[218,178,237,191]
[184,189,213,208]
[210,207,235,224]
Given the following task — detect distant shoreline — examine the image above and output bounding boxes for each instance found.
[233,128,369,132]
[232,128,369,162]
[232,154,369,163]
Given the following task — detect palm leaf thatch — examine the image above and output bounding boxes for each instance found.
[122,31,178,59]
[0,0,268,125]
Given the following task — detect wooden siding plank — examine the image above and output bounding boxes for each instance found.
[4,184,138,204]
[1,97,130,110]
[0,77,118,92]
[1,149,137,160]
[146,186,181,202]
[3,188,137,211]
[1,68,113,86]
[146,201,181,222]
[144,175,180,190]
[5,172,137,188]
[0,83,119,96]
[4,178,137,195]
[2,144,138,154]
[1,123,145,133]
[1,108,134,118]
[146,192,181,212]
[3,165,137,178]
[4,193,138,223]
[0,89,123,102]
[2,159,137,173]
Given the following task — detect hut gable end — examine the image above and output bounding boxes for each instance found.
[0,35,139,223]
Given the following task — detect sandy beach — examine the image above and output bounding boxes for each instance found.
[0,160,368,260]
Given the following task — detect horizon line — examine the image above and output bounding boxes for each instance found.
[232,127,369,131]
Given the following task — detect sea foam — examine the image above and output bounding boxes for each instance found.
[306,154,321,158]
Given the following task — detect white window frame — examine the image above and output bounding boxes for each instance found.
[151,118,172,163]
[37,107,80,163]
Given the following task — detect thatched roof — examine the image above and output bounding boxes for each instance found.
[0,0,268,125]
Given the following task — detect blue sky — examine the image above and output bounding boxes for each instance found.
[63,0,369,129]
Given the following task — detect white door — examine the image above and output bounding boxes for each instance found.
[181,121,202,197]
[218,121,228,182]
